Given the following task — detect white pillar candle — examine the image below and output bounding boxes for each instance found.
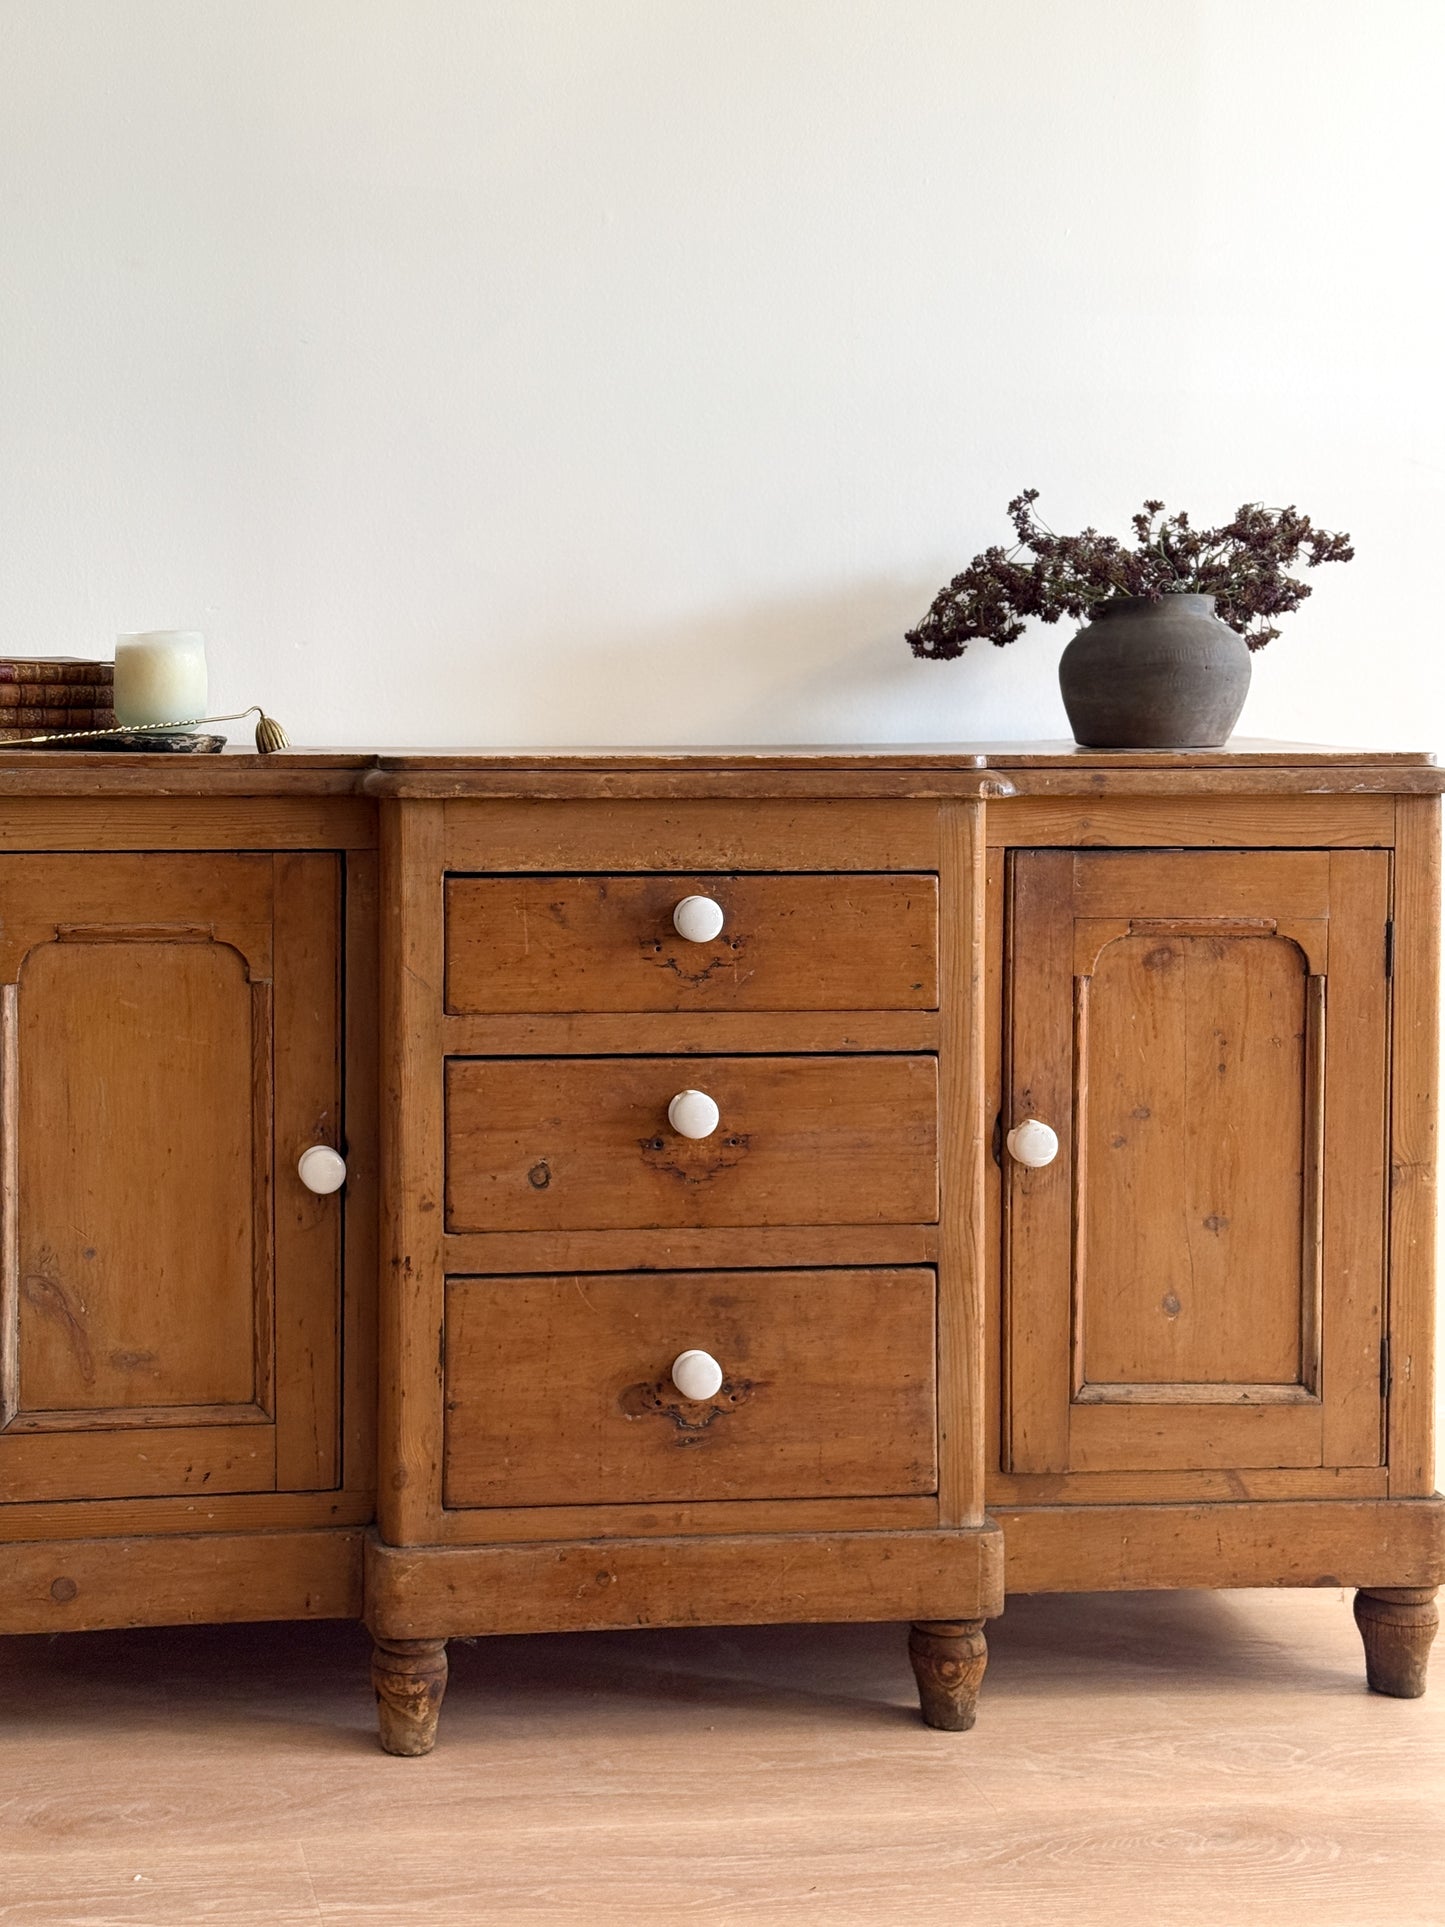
[113,632,209,727]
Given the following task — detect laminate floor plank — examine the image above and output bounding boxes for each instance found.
[0,1844,324,1927]
[1,1590,1441,1925]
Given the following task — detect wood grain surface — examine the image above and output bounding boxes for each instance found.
[365,1525,1003,1638]
[997,1496,1445,1593]
[1078,925,1313,1389]
[369,738,1436,766]
[1,1590,1440,1924]
[377,800,448,1544]
[440,1008,941,1055]
[1004,847,1390,1481]
[1389,794,1442,1495]
[15,936,259,1418]
[444,1053,939,1232]
[935,798,989,1528]
[0,849,346,1510]
[442,797,942,873]
[441,1268,937,1509]
[444,871,938,1013]
[438,1223,939,1275]
[987,792,1396,848]
[0,1529,361,1634]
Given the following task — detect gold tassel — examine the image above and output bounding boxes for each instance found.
[251,709,290,753]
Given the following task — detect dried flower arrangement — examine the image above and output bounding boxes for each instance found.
[906,491,1355,658]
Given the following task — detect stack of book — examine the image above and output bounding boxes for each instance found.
[0,658,116,740]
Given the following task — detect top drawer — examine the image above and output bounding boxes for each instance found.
[444,872,938,1014]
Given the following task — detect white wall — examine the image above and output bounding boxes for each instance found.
[1,0,1441,750]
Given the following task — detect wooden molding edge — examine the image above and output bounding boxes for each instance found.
[996,1498,1445,1593]
[0,1528,363,1635]
[363,769,1018,801]
[365,1525,1006,1639]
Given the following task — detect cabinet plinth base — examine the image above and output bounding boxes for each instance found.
[992,1497,1445,1595]
[365,1525,1005,1640]
[0,1528,363,1636]
[372,1637,449,1754]
[365,1528,1003,1754]
[1354,1587,1438,1698]
[909,1618,988,1730]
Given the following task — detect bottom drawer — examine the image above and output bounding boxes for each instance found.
[442,1268,937,1509]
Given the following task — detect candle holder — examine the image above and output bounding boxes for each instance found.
[114,630,209,728]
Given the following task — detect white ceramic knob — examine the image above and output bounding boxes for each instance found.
[672,894,725,943]
[667,1089,720,1140]
[297,1144,347,1195]
[1006,1118,1059,1169]
[671,1349,724,1401]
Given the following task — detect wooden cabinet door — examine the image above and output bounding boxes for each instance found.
[0,854,342,1503]
[1005,850,1389,1476]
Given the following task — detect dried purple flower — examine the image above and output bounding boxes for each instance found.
[907,492,1354,658]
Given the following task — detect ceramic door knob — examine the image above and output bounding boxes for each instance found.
[667,1089,720,1139]
[671,1349,724,1401]
[297,1144,347,1194]
[672,894,725,943]
[1006,1118,1059,1169]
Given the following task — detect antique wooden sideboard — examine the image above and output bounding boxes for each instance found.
[0,744,1440,1753]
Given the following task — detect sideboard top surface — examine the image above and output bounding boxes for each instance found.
[370,740,1437,769]
[0,740,1437,800]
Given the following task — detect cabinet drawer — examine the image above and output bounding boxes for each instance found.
[444,873,938,1013]
[442,1268,938,1508]
[444,1054,939,1231]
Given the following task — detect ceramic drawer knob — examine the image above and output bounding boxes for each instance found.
[672,894,725,943]
[297,1144,347,1194]
[668,1088,720,1139]
[671,1349,724,1401]
[1006,1118,1059,1169]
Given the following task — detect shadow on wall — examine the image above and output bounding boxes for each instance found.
[448,579,1072,747]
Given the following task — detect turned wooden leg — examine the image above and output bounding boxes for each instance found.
[1354,1588,1438,1699]
[372,1637,449,1755]
[908,1619,988,1731]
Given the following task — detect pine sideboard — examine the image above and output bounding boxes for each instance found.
[0,744,1440,1753]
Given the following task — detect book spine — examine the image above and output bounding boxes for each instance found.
[0,662,114,685]
[0,683,125,707]
[0,709,119,732]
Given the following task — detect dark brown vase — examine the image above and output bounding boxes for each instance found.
[1058,594,1251,749]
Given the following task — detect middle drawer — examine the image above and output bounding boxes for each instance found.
[445,1055,939,1232]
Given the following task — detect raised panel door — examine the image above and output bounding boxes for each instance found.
[0,853,343,1503]
[1004,849,1389,1476]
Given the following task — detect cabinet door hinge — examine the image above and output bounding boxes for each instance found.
[1385,919,1394,979]
[1380,1335,1392,1400]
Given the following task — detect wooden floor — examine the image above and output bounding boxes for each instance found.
[0,1589,1441,1925]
